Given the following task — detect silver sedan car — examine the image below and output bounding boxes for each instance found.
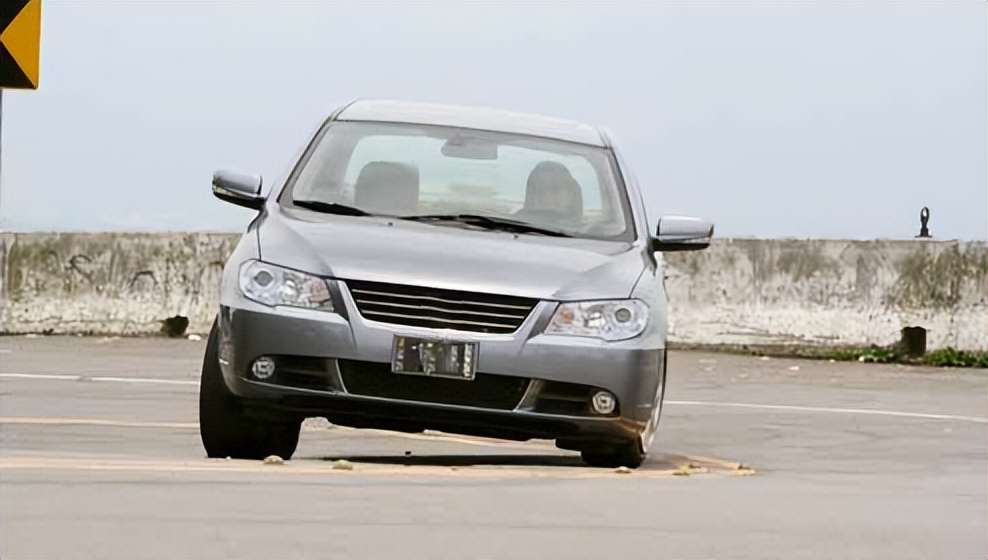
[200,99,713,468]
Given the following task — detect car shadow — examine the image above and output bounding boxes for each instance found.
[315,454,584,468]
[311,453,681,470]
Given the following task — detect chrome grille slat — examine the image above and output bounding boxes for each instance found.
[349,288,533,311]
[345,280,537,334]
[360,310,518,330]
[357,300,527,321]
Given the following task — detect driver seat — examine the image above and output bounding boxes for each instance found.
[519,161,583,227]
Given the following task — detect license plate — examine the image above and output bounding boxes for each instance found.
[391,336,478,380]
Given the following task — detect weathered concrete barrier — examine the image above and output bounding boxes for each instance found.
[1,233,985,350]
[663,238,986,351]
[0,233,237,336]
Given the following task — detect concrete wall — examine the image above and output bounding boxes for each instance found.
[1,233,985,350]
[663,239,986,351]
[0,233,238,336]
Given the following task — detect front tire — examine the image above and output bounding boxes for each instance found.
[581,440,646,469]
[198,319,301,460]
[581,349,667,470]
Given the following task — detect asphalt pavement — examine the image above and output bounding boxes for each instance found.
[1,336,985,559]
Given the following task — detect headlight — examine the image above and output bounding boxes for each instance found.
[238,260,334,311]
[545,300,649,341]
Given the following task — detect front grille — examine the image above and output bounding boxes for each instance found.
[344,279,537,334]
[339,360,530,410]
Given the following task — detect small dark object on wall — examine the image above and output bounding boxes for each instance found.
[161,316,190,338]
[900,326,927,358]
[916,207,932,238]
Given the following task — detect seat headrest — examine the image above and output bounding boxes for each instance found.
[524,161,583,219]
[353,161,420,215]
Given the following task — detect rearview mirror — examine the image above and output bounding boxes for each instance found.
[212,170,264,210]
[652,215,714,252]
[441,135,499,160]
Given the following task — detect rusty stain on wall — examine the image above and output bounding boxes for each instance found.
[1,233,986,351]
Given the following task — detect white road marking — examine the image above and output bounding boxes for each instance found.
[1,417,197,429]
[666,400,988,424]
[2,372,984,424]
[0,372,81,381]
[0,373,197,386]
[90,376,197,386]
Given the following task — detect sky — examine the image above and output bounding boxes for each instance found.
[1,0,985,240]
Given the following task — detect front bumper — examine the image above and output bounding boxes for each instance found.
[217,284,664,446]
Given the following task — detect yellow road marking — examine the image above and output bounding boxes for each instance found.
[361,428,557,450]
[1,417,550,450]
[1,417,753,476]
[0,455,746,479]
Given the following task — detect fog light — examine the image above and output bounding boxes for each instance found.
[251,356,276,380]
[591,390,616,415]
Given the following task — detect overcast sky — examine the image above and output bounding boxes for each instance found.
[1,0,985,240]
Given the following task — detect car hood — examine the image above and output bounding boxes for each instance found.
[257,209,646,300]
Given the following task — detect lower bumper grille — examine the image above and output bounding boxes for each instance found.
[253,356,336,391]
[338,360,530,410]
[530,380,617,416]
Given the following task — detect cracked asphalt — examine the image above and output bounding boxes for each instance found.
[1,336,985,559]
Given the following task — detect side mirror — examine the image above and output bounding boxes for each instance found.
[212,170,264,210]
[652,215,714,252]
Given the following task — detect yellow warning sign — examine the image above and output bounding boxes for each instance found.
[1,0,41,89]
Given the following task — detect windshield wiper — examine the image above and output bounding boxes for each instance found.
[401,214,571,237]
[292,200,371,216]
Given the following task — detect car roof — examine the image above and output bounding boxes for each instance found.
[335,99,607,147]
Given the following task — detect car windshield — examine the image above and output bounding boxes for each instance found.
[280,121,634,241]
